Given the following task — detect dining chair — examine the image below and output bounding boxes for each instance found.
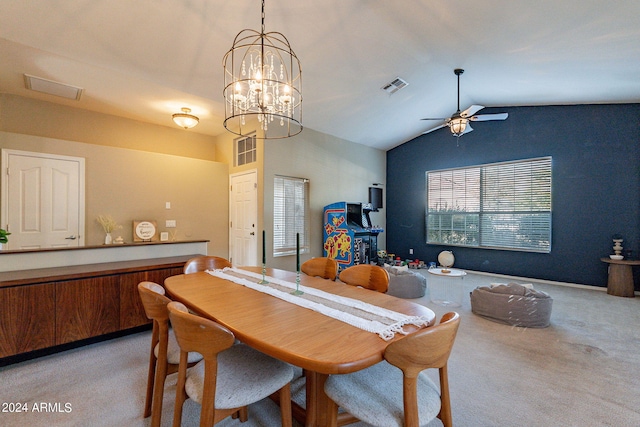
[137,282,203,427]
[338,264,390,293]
[183,255,232,274]
[324,312,461,427]
[301,257,339,280]
[167,301,294,427]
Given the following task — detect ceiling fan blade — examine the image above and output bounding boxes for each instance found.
[469,113,509,122]
[420,118,448,121]
[422,123,446,134]
[462,123,474,134]
[461,105,484,118]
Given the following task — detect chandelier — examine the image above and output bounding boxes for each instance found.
[223,0,302,139]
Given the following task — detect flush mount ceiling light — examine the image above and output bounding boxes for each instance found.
[223,0,302,139]
[172,107,199,129]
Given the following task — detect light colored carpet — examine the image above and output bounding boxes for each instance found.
[1,272,639,426]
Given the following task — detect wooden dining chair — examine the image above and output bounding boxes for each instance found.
[167,301,294,427]
[324,312,461,427]
[183,255,232,274]
[301,257,339,280]
[338,264,390,293]
[137,282,203,427]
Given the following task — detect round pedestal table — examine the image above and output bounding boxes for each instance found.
[600,258,640,297]
[427,267,466,307]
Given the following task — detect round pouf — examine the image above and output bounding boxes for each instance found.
[470,283,553,328]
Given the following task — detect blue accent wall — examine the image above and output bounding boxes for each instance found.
[386,104,640,288]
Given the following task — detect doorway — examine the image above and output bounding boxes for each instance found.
[1,149,85,249]
[229,170,258,266]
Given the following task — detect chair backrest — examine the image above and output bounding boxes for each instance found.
[167,301,235,360]
[338,264,390,293]
[301,257,339,280]
[138,281,171,322]
[183,256,232,274]
[384,312,460,427]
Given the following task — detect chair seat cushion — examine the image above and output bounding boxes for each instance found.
[324,360,443,427]
[154,330,202,365]
[470,283,553,328]
[185,344,294,409]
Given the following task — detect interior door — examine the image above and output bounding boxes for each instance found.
[2,149,85,250]
[229,170,258,266]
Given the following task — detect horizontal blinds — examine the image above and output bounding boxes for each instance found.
[480,158,551,251]
[427,167,480,212]
[426,157,551,252]
[274,176,309,256]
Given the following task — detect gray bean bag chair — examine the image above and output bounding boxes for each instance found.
[384,266,427,299]
[470,283,553,328]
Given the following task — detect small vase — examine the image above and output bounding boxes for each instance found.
[105,233,112,245]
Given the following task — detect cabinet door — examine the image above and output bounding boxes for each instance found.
[55,276,120,345]
[119,267,184,330]
[0,284,56,358]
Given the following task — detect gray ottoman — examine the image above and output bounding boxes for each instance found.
[384,266,427,298]
[470,283,553,328]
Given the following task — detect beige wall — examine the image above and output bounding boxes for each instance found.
[264,128,387,270]
[0,95,228,259]
[0,94,386,270]
[0,94,217,161]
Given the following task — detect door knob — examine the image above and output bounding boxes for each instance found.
[65,235,77,240]
[250,232,255,235]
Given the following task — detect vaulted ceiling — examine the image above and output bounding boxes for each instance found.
[1,0,639,150]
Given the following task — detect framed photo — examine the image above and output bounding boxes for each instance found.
[133,220,158,242]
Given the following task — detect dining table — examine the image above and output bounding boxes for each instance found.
[164,267,436,427]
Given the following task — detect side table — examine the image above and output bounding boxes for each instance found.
[427,267,466,306]
[600,258,640,297]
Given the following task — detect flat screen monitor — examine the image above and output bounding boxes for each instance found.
[369,187,383,210]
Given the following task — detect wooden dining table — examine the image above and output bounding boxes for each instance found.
[164,267,436,427]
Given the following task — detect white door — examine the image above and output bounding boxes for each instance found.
[229,170,258,266]
[1,150,85,250]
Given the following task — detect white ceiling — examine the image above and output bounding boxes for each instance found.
[1,0,639,151]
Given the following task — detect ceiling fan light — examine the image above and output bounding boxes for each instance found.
[172,107,199,129]
[450,117,467,136]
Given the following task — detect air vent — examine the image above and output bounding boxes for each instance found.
[24,74,83,100]
[381,77,408,94]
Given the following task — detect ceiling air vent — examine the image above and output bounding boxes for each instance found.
[381,77,408,95]
[24,74,83,100]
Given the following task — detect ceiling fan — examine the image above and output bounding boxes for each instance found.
[421,68,508,137]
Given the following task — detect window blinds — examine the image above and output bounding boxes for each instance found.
[426,157,552,252]
[273,175,309,256]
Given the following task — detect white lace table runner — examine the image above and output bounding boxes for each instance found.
[207,267,430,341]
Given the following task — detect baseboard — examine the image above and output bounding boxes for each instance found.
[464,269,640,296]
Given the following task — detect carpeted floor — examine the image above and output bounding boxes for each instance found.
[1,271,639,426]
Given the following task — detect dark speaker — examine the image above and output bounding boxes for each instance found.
[369,187,383,210]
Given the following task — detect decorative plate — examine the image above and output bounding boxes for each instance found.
[133,220,158,242]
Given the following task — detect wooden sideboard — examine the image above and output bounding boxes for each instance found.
[0,255,197,361]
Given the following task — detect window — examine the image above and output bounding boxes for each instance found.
[426,157,552,252]
[273,175,309,257]
[234,134,256,166]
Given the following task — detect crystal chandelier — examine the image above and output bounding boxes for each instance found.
[223,0,302,139]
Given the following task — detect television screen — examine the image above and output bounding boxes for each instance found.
[369,187,383,210]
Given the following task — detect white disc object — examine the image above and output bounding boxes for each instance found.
[438,251,455,268]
